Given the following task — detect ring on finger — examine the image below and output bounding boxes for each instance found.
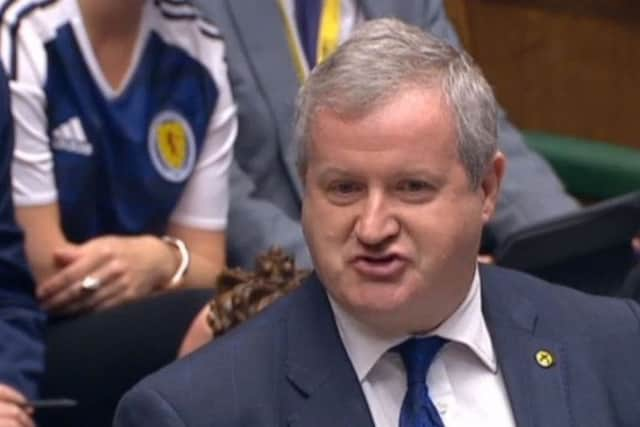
[81,275,102,291]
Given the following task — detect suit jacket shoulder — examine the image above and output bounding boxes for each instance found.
[116,290,292,426]
[115,276,372,427]
[482,265,640,337]
[480,265,640,427]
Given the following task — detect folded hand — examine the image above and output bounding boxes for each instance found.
[37,235,176,315]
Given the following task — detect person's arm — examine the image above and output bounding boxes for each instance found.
[177,303,212,357]
[2,5,71,314]
[166,223,225,289]
[7,12,229,314]
[420,0,579,249]
[3,16,170,314]
[25,102,233,312]
[13,205,66,286]
[0,63,43,426]
[10,171,186,316]
[18,206,219,315]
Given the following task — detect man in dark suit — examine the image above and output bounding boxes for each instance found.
[0,64,45,426]
[194,0,579,269]
[115,19,640,427]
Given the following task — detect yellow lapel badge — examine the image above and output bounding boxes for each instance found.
[535,350,555,368]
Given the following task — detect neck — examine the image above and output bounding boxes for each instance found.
[78,0,145,38]
[76,0,146,90]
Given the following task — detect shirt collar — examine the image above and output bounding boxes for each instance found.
[329,266,497,382]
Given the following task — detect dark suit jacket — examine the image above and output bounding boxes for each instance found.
[115,265,640,427]
[193,0,578,269]
[0,65,45,399]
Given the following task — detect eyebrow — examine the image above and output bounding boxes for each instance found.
[314,166,447,187]
[393,168,447,184]
[316,167,359,181]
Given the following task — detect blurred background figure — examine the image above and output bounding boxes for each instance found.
[1,0,235,425]
[0,62,44,427]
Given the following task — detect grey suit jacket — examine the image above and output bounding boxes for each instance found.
[114,265,640,426]
[196,0,579,268]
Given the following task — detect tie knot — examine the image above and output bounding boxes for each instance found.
[395,336,447,385]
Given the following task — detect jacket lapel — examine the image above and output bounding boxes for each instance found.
[285,276,374,427]
[226,0,303,197]
[481,266,572,427]
[283,266,575,426]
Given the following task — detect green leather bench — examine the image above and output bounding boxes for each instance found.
[523,131,640,200]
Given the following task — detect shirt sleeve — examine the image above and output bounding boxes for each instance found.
[169,16,237,231]
[2,14,58,207]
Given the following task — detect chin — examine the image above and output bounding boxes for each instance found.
[336,275,418,316]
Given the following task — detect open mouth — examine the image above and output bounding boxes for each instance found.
[352,254,406,279]
[361,254,397,263]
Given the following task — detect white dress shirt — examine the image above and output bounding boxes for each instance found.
[329,268,517,427]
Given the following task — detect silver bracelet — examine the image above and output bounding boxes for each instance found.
[162,236,190,288]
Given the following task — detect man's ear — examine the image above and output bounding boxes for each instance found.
[480,151,506,224]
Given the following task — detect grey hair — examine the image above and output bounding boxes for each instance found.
[294,18,498,189]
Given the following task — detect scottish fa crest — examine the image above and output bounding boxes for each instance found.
[148,111,196,182]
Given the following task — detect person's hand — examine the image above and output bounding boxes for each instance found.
[633,235,640,255]
[178,304,214,357]
[0,384,35,427]
[37,235,177,315]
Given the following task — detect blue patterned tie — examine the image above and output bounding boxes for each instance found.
[295,0,322,68]
[396,337,447,427]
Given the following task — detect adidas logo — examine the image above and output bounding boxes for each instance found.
[51,117,93,156]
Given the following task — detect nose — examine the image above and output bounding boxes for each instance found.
[354,192,400,247]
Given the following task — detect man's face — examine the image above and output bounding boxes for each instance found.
[301,86,503,335]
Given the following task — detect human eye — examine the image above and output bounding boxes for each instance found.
[395,179,434,202]
[326,180,364,204]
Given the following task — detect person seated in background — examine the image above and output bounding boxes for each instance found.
[1,0,235,425]
[178,246,309,356]
[0,62,44,427]
[114,19,640,427]
[194,0,579,270]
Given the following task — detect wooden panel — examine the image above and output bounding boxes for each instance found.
[442,0,472,49]
[445,0,640,149]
